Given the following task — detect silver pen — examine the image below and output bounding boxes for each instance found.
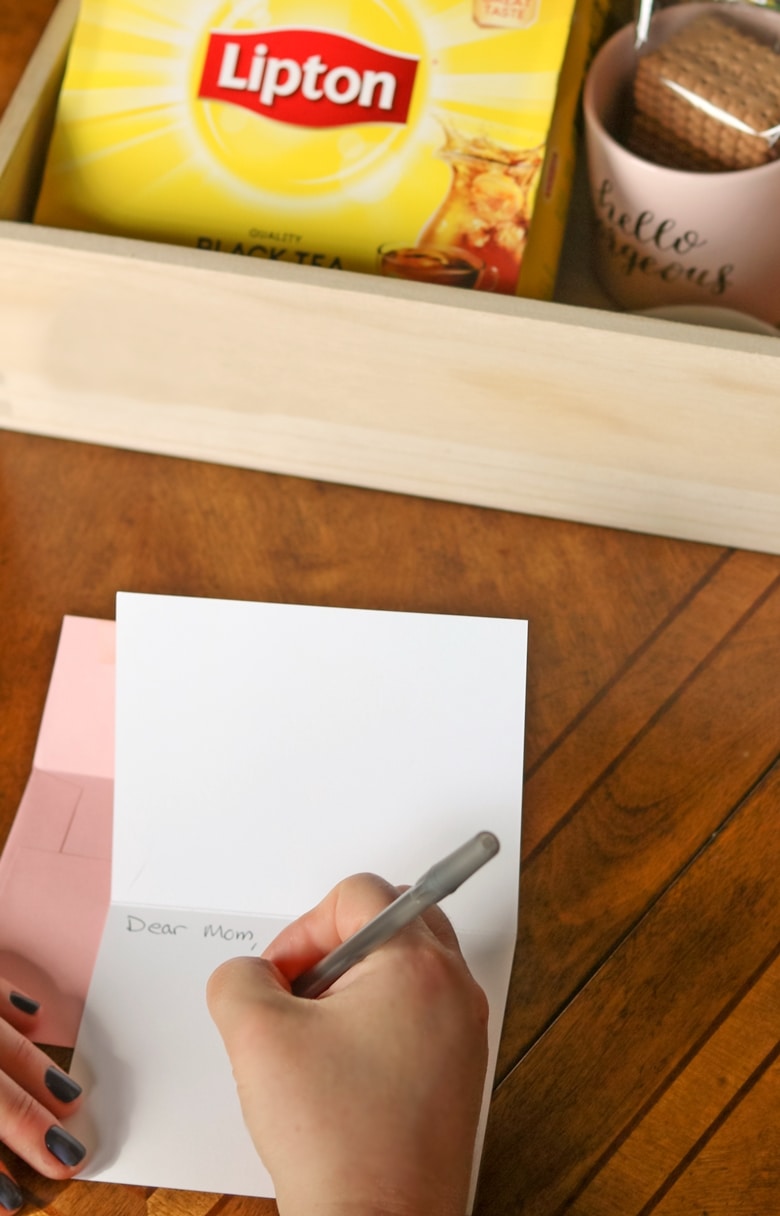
[292,830,500,999]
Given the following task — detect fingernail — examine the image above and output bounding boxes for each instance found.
[45,1067,82,1104]
[0,1175,23,1212]
[44,1125,86,1167]
[9,991,40,1015]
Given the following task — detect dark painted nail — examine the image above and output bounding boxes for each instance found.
[45,1067,82,1104]
[0,1175,23,1212]
[9,991,40,1015]
[44,1125,86,1167]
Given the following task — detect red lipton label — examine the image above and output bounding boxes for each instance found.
[198,27,420,128]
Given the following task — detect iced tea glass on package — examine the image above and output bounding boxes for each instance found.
[378,117,545,292]
[418,119,546,293]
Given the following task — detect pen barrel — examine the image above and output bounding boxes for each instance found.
[415,830,500,903]
[291,831,500,1000]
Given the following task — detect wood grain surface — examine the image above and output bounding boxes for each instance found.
[1,6,779,1216]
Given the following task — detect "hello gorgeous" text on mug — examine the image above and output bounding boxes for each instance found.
[595,179,734,296]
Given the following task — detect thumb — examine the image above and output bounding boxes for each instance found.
[207,956,291,1051]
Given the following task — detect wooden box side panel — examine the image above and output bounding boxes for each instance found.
[0,227,778,554]
[0,0,77,222]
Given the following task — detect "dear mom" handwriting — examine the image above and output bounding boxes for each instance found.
[126,915,258,948]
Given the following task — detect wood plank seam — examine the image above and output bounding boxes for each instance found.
[553,934,780,1214]
[523,550,731,783]
[635,1038,780,1216]
[504,664,780,1070]
[502,586,780,1071]
[191,1198,230,1216]
[145,1190,224,1216]
[484,765,780,1214]
[518,752,780,1069]
[500,744,780,1081]
[523,571,780,866]
[521,549,780,857]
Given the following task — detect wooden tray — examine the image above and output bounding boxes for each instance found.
[1,0,778,554]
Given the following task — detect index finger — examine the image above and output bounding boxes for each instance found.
[262,872,464,985]
[393,884,464,955]
[0,979,40,1037]
[262,873,400,982]
[0,1168,23,1213]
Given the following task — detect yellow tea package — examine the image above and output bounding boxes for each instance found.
[36,0,596,297]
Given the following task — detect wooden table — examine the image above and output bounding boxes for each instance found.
[2,5,779,1214]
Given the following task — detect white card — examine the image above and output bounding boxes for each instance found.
[69,593,527,1199]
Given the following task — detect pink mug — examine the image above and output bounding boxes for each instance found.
[583,3,780,327]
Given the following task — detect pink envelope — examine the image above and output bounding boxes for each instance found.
[0,617,115,1046]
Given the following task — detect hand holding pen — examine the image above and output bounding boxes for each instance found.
[292,831,499,998]
[208,833,499,1216]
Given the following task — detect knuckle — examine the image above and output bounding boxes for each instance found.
[4,1084,41,1141]
[333,872,400,934]
[340,872,399,903]
[469,976,491,1032]
[8,1032,37,1073]
[410,939,490,1032]
[458,965,490,1034]
[3,1032,43,1097]
[410,937,467,996]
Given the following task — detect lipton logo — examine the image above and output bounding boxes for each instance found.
[198,28,420,128]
